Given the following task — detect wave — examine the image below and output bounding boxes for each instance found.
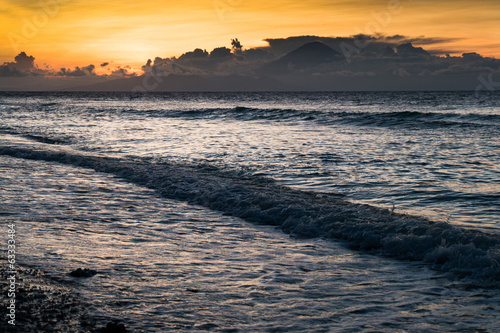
[0,127,70,145]
[330,110,500,129]
[1,143,499,287]
[120,106,321,122]
[119,107,500,130]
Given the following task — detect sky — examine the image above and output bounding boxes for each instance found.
[1,0,500,71]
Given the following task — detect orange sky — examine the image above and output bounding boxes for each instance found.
[1,0,499,71]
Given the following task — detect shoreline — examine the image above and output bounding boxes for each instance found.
[0,261,99,332]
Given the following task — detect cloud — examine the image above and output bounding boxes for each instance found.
[381,35,462,45]
[178,48,208,61]
[144,46,240,76]
[102,35,500,90]
[111,66,136,77]
[0,52,99,78]
[0,51,35,76]
[144,56,206,76]
[2,34,500,91]
[396,43,430,57]
[13,51,35,69]
[209,47,232,59]
[0,66,24,77]
[57,64,96,76]
[261,34,464,60]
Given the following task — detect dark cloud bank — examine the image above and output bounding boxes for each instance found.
[1,35,500,91]
[0,52,97,77]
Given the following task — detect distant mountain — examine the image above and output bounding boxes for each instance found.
[67,74,300,92]
[258,41,341,74]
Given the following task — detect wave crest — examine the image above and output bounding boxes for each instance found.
[1,143,499,287]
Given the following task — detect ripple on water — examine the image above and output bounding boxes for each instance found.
[1,155,499,332]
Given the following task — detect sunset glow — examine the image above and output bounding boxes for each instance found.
[1,0,499,70]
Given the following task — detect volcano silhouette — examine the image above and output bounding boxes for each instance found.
[259,41,341,74]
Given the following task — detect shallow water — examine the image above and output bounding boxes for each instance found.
[2,154,500,332]
[1,91,500,331]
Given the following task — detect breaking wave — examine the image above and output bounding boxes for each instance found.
[1,142,499,287]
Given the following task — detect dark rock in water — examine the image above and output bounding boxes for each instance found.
[196,323,219,330]
[69,268,97,278]
[99,321,127,333]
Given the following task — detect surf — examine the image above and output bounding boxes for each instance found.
[1,139,499,287]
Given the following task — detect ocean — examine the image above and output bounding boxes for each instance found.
[1,91,499,331]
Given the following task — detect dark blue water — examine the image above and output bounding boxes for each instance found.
[2,91,500,331]
[1,91,499,228]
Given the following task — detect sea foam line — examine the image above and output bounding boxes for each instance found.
[1,142,499,287]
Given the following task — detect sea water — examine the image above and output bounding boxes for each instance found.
[1,91,499,331]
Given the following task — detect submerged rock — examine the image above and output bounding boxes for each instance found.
[69,268,97,278]
[99,321,127,333]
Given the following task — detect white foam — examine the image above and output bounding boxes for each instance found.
[1,140,499,287]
